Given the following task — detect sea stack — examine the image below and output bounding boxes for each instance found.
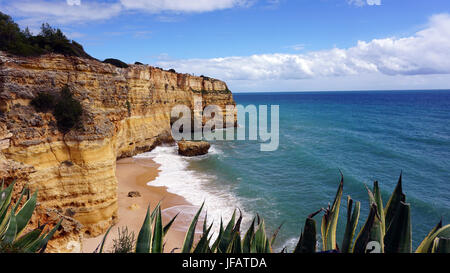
[177,140,211,156]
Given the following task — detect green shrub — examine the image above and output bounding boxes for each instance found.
[0,12,92,58]
[30,92,55,112]
[134,61,143,65]
[53,86,83,132]
[103,58,129,68]
[111,227,136,253]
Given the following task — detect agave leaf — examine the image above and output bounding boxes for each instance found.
[242,217,256,253]
[232,232,242,253]
[15,191,37,236]
[4,209,17,244]
[321,174,344,251]
[218,209,237,253]
[352,203,378,253]
[384,172,406,232]
[415,224,450,253]
[252,219,268,253]
[431,237,450,253]
[384,201,412,253]
[211,217,224,252]
[366,185,384,252]
[135,205,153,253]
[341,196,360,253]
[151,206,163,253]
[294,217,317,253]
[12,187,27,212]
[181,202,204,253]
[12,228,44,250]
[36,219,62,253]
[416,219,443,253]
[0,182,15,221]
[96,225,113,253]
[0,182,14,209]
[163,212,179,237]
[193,222,213,253]
[373,181,385,236]
[270,222,284,247]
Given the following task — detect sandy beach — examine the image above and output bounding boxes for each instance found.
[82,157,199,253]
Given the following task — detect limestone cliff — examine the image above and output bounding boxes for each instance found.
[0,52,236,252]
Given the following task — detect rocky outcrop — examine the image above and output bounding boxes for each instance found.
[0,52,236,252]
[177,140,211,157]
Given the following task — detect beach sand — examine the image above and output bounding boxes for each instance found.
[81,157,198,253]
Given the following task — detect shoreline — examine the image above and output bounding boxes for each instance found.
[81,157,195,253]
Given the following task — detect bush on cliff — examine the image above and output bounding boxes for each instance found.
[0,12,92,58]
[103,58,129,68]
[54,86,83,132]
[30,92,55,112]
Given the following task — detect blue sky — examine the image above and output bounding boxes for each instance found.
[2,0,450,92]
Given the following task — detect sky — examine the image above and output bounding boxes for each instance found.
[1,0,450,92]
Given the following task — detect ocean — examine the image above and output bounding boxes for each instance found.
[136,90,450,251]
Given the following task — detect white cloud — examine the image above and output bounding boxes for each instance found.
[0,0,251,26]
[367,0,381,6]
[157,14,450,90]
[348,0,381,7]
[2,1,122,25]
[120,0,248,13]
[66,0,81,6]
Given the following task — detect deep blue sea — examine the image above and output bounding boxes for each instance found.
[140,90,450,251]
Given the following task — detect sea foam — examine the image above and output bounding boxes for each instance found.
[134,145,252,235]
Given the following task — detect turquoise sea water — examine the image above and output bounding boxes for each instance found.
[142,90,450,251]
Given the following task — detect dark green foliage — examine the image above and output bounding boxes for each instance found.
[168,68,176,73]
[134,61,143,65]
[111,227,135,253]
[103,58,129,68]
[53,86,83,132]
[0,12,92,58]
[126,100,131,116]
[30,92,55,112]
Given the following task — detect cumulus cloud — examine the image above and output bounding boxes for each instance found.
[157,14,450,82]
[120,0,248,13]
[0,0,251,26]
[1,0,122,25]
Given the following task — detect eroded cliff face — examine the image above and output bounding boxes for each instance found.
[0,52,236,252]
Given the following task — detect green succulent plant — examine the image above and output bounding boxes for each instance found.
[97,172,449,254]
[0,181,61,253]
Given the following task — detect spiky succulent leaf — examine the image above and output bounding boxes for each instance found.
[341,196,360,253]
[431,237,450,253]
[242,217,256,253]
[136,205,153,253]
[181,202,204,253]
[385,173,406,232]
[415,224,450,253]
[294,217,317,253]
[384,201,412,253]
[352,203,378,253]
[96,225,113,253]
[321,175,344,251]
[151,206,163,253]
[15,191,37,236]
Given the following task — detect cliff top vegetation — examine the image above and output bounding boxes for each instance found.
[0,12,92,59]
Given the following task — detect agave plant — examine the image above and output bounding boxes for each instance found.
[0,181,61,253]
[97,172,449,254]
[297,172,449,253]
[96,201,179,253]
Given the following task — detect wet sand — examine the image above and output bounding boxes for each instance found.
[82,157,199,253]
